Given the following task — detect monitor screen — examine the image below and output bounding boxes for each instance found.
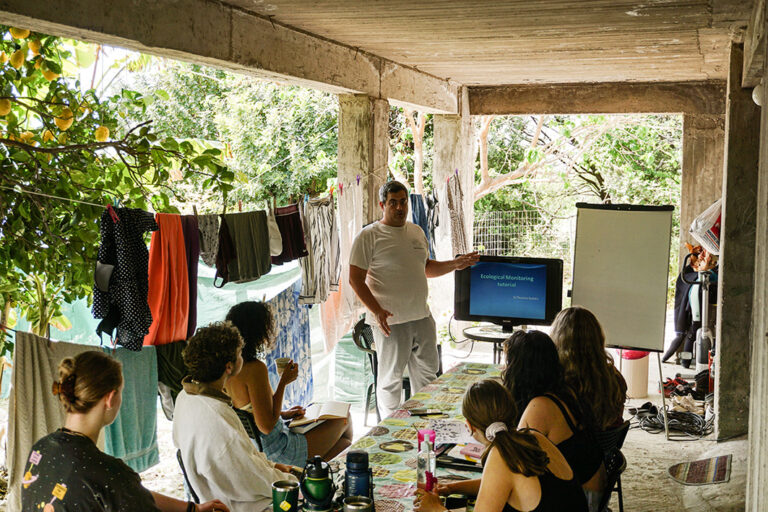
[455,256,563,327]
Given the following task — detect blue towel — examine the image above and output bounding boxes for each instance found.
[103,345,160,473]
[410,193,434,258]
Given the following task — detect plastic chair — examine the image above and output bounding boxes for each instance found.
[597,450,627,512]
[233,406,264,452]
[176,449,200,504]
[352,316,410,426]
[594,420,630,512]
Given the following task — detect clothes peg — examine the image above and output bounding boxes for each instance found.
[339,182,344,196]
[106,204,119,224]
[356,174,361,186]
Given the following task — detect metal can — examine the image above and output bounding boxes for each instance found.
[342,496,373,512]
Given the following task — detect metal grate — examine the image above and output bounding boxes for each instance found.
[473,210,574,280]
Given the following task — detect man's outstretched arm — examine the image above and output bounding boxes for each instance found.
[425,252,480,278]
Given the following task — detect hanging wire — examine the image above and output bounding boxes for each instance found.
[0,185,105,208]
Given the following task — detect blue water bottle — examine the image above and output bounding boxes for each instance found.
[345,450,372,498]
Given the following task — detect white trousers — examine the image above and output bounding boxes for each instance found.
[372,315,439,418]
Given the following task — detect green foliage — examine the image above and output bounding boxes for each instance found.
[122,63,338,210]
[0,27,232,342]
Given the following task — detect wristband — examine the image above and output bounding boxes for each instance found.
[186,502,196,512]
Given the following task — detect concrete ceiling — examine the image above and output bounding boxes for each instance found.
[226,0,752,85]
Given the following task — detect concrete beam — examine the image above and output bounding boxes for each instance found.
[715,43,761,441]
[0,0,458,113]
[468,81,726,115]
[743,0,767,88]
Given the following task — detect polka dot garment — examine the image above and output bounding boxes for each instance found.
[92,208,158,351]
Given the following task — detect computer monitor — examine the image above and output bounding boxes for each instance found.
[454,255,563,331]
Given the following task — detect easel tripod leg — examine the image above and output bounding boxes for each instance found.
[657,352,670,440]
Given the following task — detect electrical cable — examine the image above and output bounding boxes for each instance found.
[633,408,714,440]
[446,314,475,359]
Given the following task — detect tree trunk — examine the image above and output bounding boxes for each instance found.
[404,109,428,195]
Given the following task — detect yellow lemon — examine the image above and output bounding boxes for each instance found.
[42,68,59,81]
[34,57,42,69]
[10,49,25,69]
[29,40,41,56]
[94,125,109,142]
[57,132,67,144]
[54,107,73,131]
[0,99,11,116]
[0,51,7,64]
[9,28,30,39]
[42,129,55,142]
[19,131,36,145]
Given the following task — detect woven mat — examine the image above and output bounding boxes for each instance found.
[668,454,732,485]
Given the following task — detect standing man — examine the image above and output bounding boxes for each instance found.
[349,181,479,418]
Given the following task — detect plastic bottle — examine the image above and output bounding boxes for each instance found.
[417,440,437,492]
[344,450,371,498]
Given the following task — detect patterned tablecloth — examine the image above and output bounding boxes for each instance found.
[333,362,500,512]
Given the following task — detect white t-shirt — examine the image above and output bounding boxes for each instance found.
[349,221,430,325]
[172,390,296,512]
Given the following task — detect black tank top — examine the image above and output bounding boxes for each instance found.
[501,470,589,512]
[539,394,603,485]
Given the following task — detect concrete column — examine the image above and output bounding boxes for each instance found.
[746,44,768,512]
[679,114,725,265]
[431,87,474,321]
[338,94,389,239]
[714,43,761,441]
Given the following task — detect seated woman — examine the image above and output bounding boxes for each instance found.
[173,322,297,512]
[549,306,628,431]
[503,330,606,511]
[416,379,587,512]
[225,301,353,464]
[21,350,227,512]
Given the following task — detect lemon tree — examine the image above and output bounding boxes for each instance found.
[0,26,233,347]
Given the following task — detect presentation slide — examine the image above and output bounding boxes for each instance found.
[469,262,547,319]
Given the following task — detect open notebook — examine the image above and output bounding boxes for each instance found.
[289,401,350,433]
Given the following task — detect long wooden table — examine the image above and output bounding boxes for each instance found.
[333,362,500,512]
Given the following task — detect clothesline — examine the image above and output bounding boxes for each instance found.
[0,185,105,208]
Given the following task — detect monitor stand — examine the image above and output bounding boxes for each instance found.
[500,320,517,332]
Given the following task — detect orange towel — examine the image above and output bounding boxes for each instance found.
[144,213,189,346]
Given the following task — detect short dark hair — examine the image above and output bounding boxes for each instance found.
[226,301,275,362]
[183,321,244,382]
[379,181,408,203]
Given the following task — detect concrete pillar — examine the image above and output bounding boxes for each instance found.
[679,114,725,265]
[746,46,768,512]
[431,87,474,322]
[714,43,761,441]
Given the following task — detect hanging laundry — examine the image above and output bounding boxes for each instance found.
[92,208,158,351]
[156,339,187,420]
[197,214,220,267]
[299,196,340,304]
[445,176,470,256]
[264,280,313,407]
[144,213,189,346]
[320,281,344,353]
[426,189,440,260]
[410,193,434,259]
[214,215,237,287]
[223,211,272,283]
[7,332,94,511]
[271,203,309,265]
[266,209,283,257]
[103,345,160,473]
[180,215,200,339]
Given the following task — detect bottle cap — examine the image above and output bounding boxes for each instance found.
[305,456,330,479]
[346,450,369,470]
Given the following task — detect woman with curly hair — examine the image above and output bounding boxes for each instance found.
[22,350,228,512]
[549,306,627,431]
[173,322,297,512]
[502,330,605,511]
[415,379,587,512]
[225,301,352,465]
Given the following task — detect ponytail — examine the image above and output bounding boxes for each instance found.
[464,380,550,477]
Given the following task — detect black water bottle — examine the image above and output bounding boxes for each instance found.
[344,450,371,498]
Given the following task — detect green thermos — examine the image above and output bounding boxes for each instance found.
[300,456,336,511]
